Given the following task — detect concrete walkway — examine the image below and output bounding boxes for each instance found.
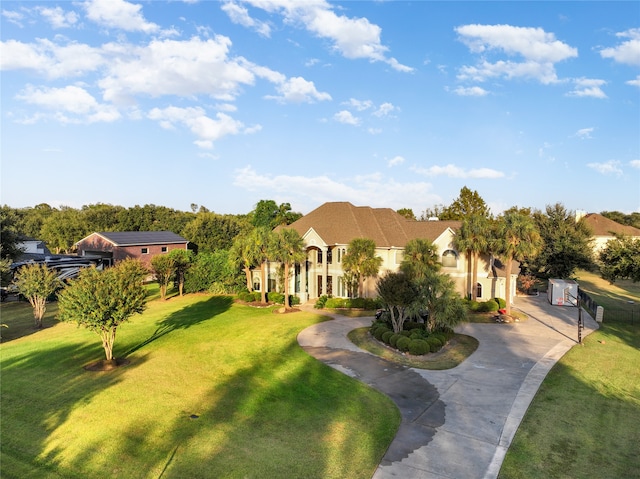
[297,295,599,479]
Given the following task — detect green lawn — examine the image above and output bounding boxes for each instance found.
[499,271,640,479]
[1,294,400,479]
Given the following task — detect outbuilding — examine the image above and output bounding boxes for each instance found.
[547,279,579,306]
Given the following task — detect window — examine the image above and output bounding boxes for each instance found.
[253,277,261,292]
[327,248,332,264]
[317,250,323,264]
[161,246,168,253]
[395,250,403,264]
[476,283,483,299]
[442,250,457,268]
[141,247,149,254]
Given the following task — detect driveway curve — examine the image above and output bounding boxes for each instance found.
[297,295,599,479]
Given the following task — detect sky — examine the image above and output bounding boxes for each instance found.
[1,0,639,217]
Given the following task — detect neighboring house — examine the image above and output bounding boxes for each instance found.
[16,236,52,259]
[75,231,190,268]
[258,202,518,304]
[578,212,640,255]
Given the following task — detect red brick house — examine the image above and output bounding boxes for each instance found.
[75,231,190,268]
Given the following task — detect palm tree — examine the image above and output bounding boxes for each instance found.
[400,238,441,281]
[342,238,383,298]
[454,214,491,301]
[229,233,257,292]
[250,227,275,303]
[492,212,542,315]
[271,228,306,308]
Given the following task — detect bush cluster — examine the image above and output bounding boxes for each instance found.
[319,296,381,310]
[466,298,504,312]
[369,320,452,356]
[237,291,261,302]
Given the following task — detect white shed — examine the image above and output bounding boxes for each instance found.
[547,279,578,306]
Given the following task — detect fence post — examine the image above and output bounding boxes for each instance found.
[595,306,604,323]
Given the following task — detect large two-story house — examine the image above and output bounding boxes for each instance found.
[255,202,518,304]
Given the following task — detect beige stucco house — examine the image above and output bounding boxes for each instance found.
[255,202,518,304]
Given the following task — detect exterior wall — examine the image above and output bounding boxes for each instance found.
[77,233,187,268]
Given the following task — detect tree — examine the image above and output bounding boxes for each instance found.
[400,238,441,281]
[40,207,87,253]
[229,232,258,292]
[181,212,244,253]
[248,227,276,303]
[168,249,194,296]
[251,200,302,228]
[411,272,467,333]
[599,236,640,283]
[1,206,25,263]
[271,228,306,308]
[150,254,176,300]
[57,259,148,363]
[454,214,492,300]
[376,272,417,333]
[13,263,60,328]
[342,238,383,298]
[397,208,416,221]
[532,203,593,278]
[492,211,542,315]
[440,186,491,220]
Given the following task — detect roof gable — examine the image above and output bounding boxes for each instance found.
[583,214,640,237]
[76,231,188,246]
[286,202,461,247]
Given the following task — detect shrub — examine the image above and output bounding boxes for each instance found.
[467,300,481,312]
[477,299,499,312]
[373,327,389,341]
[427,336,443,351]
[433,333,447,345]
[396,336,411,352]
[325,297,348,308]
[382,331,394,344]
[267,292,285,304]
[399,330,411,338]
[410,329,428,340]
[389,333,401,348]
[289,295,300,306]
[495,297,506,309]
[363,298,381,310]
[314,295,329,309]
[409,339,430,355]
[348,297,365,309]
[404,321,426,331]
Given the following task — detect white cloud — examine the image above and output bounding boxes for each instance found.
[334,110,360,126]
[0,39,105,78]
[343,98,373,111]
[629,159,640,169]
[373,102,397,117]
[221,1,271,37]
[15,84,120,123]
[452,86,489,96]
[240,0,413,72]
[232,165,437,213]
[574,127,594,139]
[98,36,255,103]
[455,24,577,84]
[84,0,163,34]
[266,76,331,103]
[567,78,607,99]
[37,6,78,29]
[388,156,405,167]
[587,160,623,176]
[626,75,640,88]
[148,106,255,148]
[600,28,640,66]
[2,9,25,27]
[411,164,505,179]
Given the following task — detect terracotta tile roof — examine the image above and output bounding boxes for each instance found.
[283,202,461,247]
[582,214,640,237]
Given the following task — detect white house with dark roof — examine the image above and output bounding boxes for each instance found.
[578,212,640,254]
[75,231,190,268]
[260,202,518,303]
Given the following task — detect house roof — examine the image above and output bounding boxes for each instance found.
[582,213,640,237]
[76,231,188,247]
[281,202,461,247]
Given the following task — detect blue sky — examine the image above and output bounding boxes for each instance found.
[1,0,639,217]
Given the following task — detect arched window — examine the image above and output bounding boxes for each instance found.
[476,282,483,299]
[442,250,458,268]
[253,276,261,292]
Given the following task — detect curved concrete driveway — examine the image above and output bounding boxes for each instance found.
[297,295,599,479]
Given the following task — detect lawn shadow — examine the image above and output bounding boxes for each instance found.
[0,301,61,343]
[123,295,233,356]
[1,341,149,475]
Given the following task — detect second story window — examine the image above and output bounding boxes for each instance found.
[317,250,323,264]
[327,248,333,264]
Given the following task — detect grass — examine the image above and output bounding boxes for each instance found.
[499,270,640,479]
[348,328,479,370]
[1,294,400,479]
